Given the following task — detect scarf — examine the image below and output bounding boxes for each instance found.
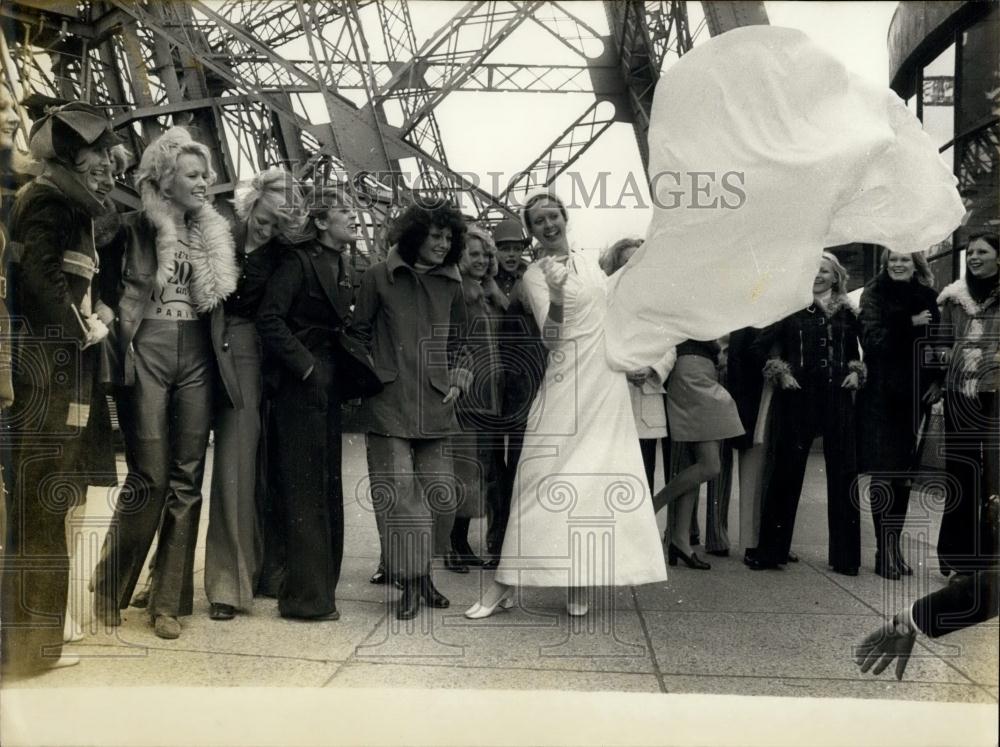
[40,162,106,218]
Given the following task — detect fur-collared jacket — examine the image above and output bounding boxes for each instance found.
[756,293,865,391]
[857,272,942,472]
[100,193,241,405]
[938,276,1000,394]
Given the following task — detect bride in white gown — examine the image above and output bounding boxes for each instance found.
[467,26,965,620]
[465,193,668,619]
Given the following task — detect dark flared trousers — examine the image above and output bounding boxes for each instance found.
[94,319,213,618]
[486,429,524,556]
[271,357,344,618]
[938,391,999,572]
[756,386,860,569]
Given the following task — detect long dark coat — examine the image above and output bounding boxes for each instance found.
[857,272,941,473]
[2,176,115,676]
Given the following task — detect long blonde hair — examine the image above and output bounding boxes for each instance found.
[879,247,934,286]
[819,251,850,298]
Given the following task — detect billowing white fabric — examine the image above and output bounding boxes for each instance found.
[605,25,966,371]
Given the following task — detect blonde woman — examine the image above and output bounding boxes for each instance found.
[92,127,238,639]
[749,252,864,575]
[204,167,307,620]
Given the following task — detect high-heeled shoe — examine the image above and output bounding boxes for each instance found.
[464,590,514,619]
[888,535,912,576]
[442,552,469,574]
[668,543,711,570]
[875,551,901,580]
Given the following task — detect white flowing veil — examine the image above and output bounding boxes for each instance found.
[604,25,966,371]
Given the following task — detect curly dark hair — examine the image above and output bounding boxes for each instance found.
[390,200,466,266]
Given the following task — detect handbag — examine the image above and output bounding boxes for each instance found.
[335,330,383,400]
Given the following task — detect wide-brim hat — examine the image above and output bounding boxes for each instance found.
[27,101,123,161]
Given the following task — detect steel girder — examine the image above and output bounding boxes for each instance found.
[3,0,770,241]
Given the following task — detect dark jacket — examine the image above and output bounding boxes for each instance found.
[256,241,354,391]
[7,178,115,481]
[857,272,941,472]
[726,327,767,450]
[351,248,469,439]
[456,275,503,430]
[499,275,547,430]
[100,212,241,408]
[757,295,864,390]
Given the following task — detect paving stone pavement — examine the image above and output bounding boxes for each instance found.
[5,434,998,706]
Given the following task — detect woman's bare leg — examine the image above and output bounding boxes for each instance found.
[652,441,722,514]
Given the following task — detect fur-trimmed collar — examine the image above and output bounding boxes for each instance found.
[938,277,999,317]
[811,292,857,318]
[141,185,238,313]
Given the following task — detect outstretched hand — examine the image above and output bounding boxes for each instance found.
[442,386,461,404]
[855,617,917,680]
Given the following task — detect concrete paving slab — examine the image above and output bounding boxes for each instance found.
[804,555,954,614]
[915,625,1000,687]
[67,597,386,663]
[660,674,998,703]
[4,650,341,688]
[354,606,656,673]
[643,610,973,685]
[327,661,663,692]
[635,567,874,614]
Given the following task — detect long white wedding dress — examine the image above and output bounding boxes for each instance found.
[495,253,667,588]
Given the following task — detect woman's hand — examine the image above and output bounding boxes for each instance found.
[538,256,568,299]
[841,371,861,390]
[442,385,461,404]
[83,316,110,348]
[921,381,943,405]
[94,303,115,326]
[911,310,932,327]
[626,367,653,385]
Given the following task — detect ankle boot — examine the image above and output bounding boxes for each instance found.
[396,578,421,620]
[419,575,450,608]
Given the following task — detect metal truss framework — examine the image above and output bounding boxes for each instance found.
[0,0,767,253]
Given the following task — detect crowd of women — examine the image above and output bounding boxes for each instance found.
[0,97,997,678]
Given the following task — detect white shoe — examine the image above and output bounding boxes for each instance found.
[64,617,85,643]
[567,588,589,617]
[48,654,80,669]
[464,593,514,619]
